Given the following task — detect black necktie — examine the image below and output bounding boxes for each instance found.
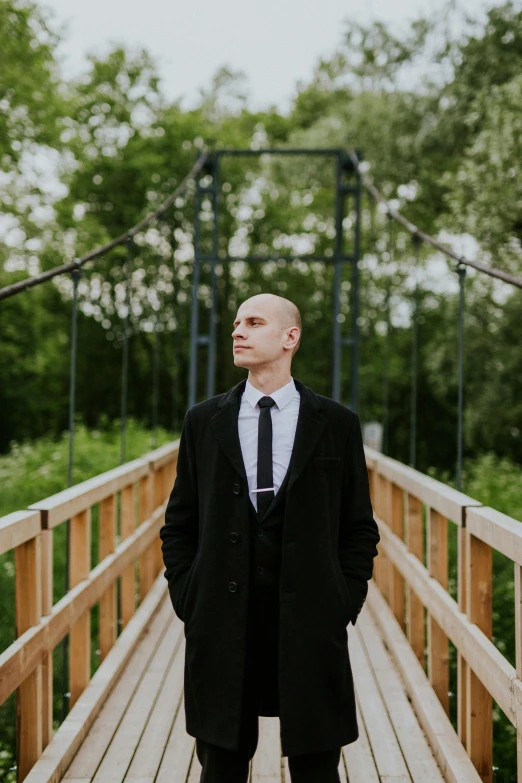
[257,396,276,519]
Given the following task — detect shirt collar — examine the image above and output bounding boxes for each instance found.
[243,377,298,411]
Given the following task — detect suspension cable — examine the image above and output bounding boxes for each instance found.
[346,149,522,290]
[0,152,209,301]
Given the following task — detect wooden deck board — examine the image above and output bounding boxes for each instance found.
[366,583,482,783]
[349,620,412,782]
[54,600,471,783]
[63,598,174,780]
[90,619,183,782]
[343,695,380,782]
[154,692,196,783]
[125,637,186,780]
[357,607,444,782]
[251,717,282,782]
[187,748,203,782]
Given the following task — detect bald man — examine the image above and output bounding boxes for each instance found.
[160,293,380,782]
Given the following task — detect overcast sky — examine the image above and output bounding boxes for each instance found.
[40,0,496,112]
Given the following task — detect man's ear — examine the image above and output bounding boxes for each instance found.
[283,329,297,353]
[287,327,300,351]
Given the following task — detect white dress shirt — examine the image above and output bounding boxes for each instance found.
[238,377,301,512]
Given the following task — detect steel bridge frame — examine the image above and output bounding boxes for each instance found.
[188,148,362,411]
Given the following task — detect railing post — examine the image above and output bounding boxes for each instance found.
[377,474,392,603]
[69,509,91,708]
[40,528,53,749]
[383,477,393,603]
[457,521,469,745]
[375,471,386,594]
[15,535,42,782]
[171,453,178,489]
[390,483,405,630]
[153,465,165,575]
[120,483,136,629]
[466,532,493,781]
[405,494,425,667]
[139,474,154,602]
[99,495,117,660]
[515,563,522,781]
[371,467,381,590]
[367,462,377,509]
[427,508,449,714]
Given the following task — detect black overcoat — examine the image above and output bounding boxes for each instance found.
[159,377,380,756]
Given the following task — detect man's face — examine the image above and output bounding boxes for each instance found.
[232,297,289,369]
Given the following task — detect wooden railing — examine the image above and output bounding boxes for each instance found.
[4,436,520,782]
[0,440,179,782]
[364,445,522,783]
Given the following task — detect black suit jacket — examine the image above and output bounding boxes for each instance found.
[160,377,380,755]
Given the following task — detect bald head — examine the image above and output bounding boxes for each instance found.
[232,293,302,373]
[241,294,301,357]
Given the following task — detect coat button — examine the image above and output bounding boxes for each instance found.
[230,531,239,543]
[257,529,264,538]
[256,565,264,575]
[233,483,240,495]
[228,581,237,592]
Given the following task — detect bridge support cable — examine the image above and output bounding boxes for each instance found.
[152,311,160,450]
[346,149,522,291]
[120,239,133,466]
[352,161,362,415]
[149,240,164,451]
[358,187,376,428]
[169,229,181,434]
[333,152,360,408]
[409,235,421,470]
[0,154,209,302]
[61,265,82,721]
[207,160,220,402]
[189,162,203,411]
[332,155,344,403]
[189,153,221,409]
[381,216,393,456]
[456,262,466,492]
[331,152,362,408]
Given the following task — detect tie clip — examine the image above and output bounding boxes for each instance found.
[252,487,275,493]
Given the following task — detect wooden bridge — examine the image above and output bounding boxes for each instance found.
[1,441,520,783]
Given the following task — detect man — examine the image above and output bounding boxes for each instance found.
[159,293,380,782]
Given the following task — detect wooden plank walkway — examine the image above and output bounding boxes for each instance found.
[57,596,449,783]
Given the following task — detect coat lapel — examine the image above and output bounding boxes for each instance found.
[210,377,327,519]
[210,378,248,482]
[285,378,327,493]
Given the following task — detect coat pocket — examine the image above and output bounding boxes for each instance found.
[332,559,354,625]
[175,555,200,621]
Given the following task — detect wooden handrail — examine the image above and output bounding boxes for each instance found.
[0,441,179,782]
[25,448,181,529]
[365,445,522,782]
[467,506,522,565]
[365,445,482,523]
[0,511,41,555]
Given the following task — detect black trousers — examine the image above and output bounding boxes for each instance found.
[195,683,342,783]
[195,584,342,783]
[195,672,342,783]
